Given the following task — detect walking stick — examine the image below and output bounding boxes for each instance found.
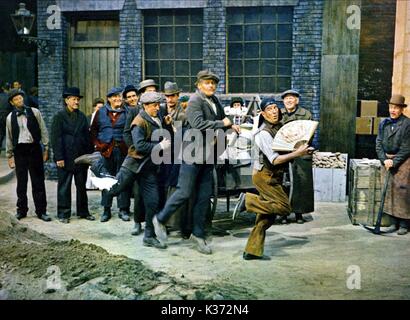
[360,169,391,235]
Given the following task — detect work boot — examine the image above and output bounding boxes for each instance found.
[131,222,142,236]
[242,252,270,261]
[59,218,70,224]
[397,227,408,235]
[232,192,246,220]
[190,234,212,255]
[38,214,52,222]
[143,237,167,249]
[295,213,305,224]
[15,212,27,220]
[74,152,102,166]
[100,208,111,222]
[152,215,168,242]
[119,210,130,222]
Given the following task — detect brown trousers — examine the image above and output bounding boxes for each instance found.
[382,157,410,220]
[244,167,291,257]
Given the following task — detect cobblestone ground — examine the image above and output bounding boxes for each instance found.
[0,171,409,299]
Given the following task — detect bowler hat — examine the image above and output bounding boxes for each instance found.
[281,89,300,99]
[230,97,244,107]
[163,81,182,95]
[8,89,25,102]
[388,94,407,107]
[63,87,83,99]
[196,70,220,84]
[138,79,159,94]
[107,87,123,98]
[139,91,162,105]
[123,85,138,98]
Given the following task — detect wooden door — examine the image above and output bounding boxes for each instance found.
[68,19,120,116]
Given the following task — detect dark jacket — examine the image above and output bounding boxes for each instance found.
[90,103,128,158]
[376,115,410,168]
[122,110,171,174]
[51,107,93,171]
[185,89,227,164]
[281,106,312,124]
[123,104,142,147]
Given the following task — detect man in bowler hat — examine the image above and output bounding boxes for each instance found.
[51,87,95,223]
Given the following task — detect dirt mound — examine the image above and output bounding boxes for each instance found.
[0,212,254,300]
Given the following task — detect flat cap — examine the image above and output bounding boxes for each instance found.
[8,89,25,102]
[281,89,300,99]
[196,70,220,84]
[139,91,162,104]
[107,87,123,97]
[260,96,278,111]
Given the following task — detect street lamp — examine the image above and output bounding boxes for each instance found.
[10,2,53,55]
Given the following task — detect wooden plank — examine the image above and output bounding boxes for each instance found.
[107,48,116,90]
[84,48,93,115]
[322,0,361,55]
[92,48,101,114]
[70,41,119,48]
[99,48,108,102]
[319,55,358,157]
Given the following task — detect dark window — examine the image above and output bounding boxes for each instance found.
[143,9,203,92]
[227,6,293,93]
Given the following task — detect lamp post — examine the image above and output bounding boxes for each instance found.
[10,2,53,55]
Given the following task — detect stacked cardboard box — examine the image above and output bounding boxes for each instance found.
[356,100,386,135]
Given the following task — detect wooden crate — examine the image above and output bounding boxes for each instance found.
[312,153,348,202]
[356,117,373,135]
[347,159,392,226]
[360,100,378,117]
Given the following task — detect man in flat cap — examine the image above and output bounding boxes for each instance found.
[90,87,131,222]
[79,92,173,248]
[6,89,51,222]
[152,70,240,255]
[122,80,159,235]
[376,94,410,235]
[51,87,95,224]
[279,89,314,224]
[232,97,312,260]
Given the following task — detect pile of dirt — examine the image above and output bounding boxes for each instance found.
[0,212,254,300]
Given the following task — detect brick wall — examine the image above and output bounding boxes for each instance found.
[119,0,142,87]
[292,0,323,148]
[37,0,68,179]
[203,0,226,94]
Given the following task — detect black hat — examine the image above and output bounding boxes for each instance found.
[281,89,300,99]
[230,97,244,107]
[8,89,25,102]
[63,87,83,99]
[138,79,159,94]
[123,85,138,98]
[163,81,182,95]
[196,70,220,84]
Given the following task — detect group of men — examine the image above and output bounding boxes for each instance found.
[6,68,407,259]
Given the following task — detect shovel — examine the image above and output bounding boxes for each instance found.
[360,169,391,235]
